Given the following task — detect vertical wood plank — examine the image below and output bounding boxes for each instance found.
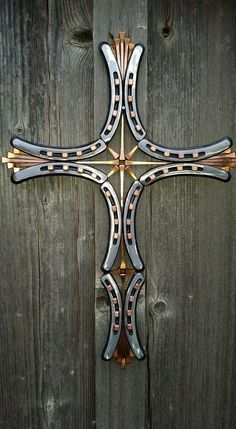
[93,1,148,428]
[1,1,236,428]
[147,1,236,428]
[0,1,95,427]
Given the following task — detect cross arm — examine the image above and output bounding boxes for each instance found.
[139,162,230,185]
[10,136,106,161]
[5,154,122,273]
[120,38,233,176]
[11,162,107,184]
[138,136,232,162]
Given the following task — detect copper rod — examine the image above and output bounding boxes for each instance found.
[125,166,137,180]
[120,165,125,208]
[115,39,121,70]
[107,165,119,178]
[126,160,167,166]
[202,158,236,163]
[77,159,118,165]
[120,237,126,301]
[7,158,47,164]
[120,37,124,78]
[128,43,134,59]
[8,154,44,161]
[107,147,120,159]
[124,38,129,76]
[125,145,138,160]
[120,114,125,160]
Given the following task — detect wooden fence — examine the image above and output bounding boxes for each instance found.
[0,1,235,428]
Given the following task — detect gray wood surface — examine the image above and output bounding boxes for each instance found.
[0,1,95,428]
[0,1,235,428]
[147,1,236,428]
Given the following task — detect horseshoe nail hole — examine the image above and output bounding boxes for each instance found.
[161,26,170,38]
[68,29,93,48]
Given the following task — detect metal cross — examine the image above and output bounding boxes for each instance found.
[2,32,236,368]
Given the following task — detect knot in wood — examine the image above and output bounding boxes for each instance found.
[150,298,168,319]
[68,29,93,48]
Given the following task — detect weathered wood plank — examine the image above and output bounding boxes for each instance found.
[0,1,95,427]
[1,1,236,428]
[147,1,236,428]
[93,1,148,428]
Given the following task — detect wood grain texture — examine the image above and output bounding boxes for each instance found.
[146,1,236,428]
[0,1,236,429]
[0,0,95,428]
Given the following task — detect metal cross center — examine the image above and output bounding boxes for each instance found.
[2,32,236,368]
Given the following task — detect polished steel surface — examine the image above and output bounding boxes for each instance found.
[100,181,122,272]
[99,43,123,143]
[11,136,107,160]
[12,162,108,184]
[124,273,145,360]
[140,163,230,186]
[123,180,144,271]
[101,273,122,360]
[138,137,232,162]
[124,44,146,141]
